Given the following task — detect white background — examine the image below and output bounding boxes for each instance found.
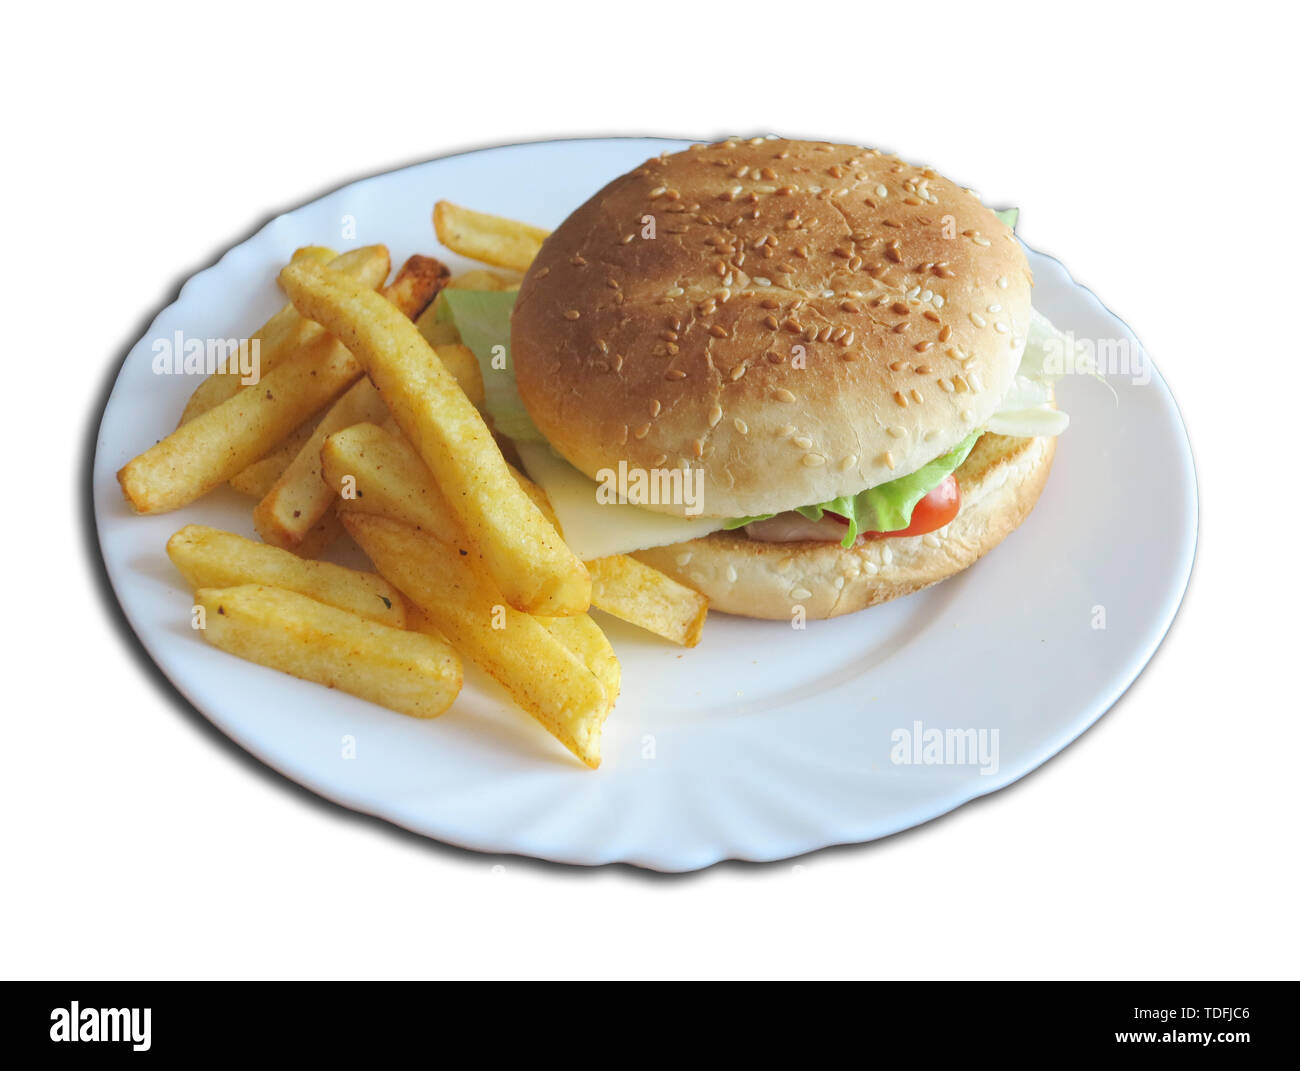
[4,1,1295,979]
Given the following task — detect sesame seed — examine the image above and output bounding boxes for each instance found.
[676,551,693,566]
[708,404,723,427]
[969,312,987,328]
[773,388,796,402]
[883,451,896,469]
[563,309,581,320]
[793,435,813,449]
[791,587,813,601]
[802,453,826,467]
[994,322,1008,333]
[665,369,686,380]
[634,423,651,439]
[887,425,905,438]
[838,454,857,471]
[733,417,749,434]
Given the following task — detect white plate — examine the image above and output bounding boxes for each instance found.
[93,138,1197,871]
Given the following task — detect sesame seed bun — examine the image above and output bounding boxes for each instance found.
[512,137,1034,520]
[632,432,1055,620]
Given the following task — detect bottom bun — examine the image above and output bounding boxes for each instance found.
[633,433,1056,620]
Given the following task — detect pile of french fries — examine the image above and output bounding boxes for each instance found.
[117,202,709,768]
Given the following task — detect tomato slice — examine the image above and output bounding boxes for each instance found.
[824,474,962,540]
[866,474,961,539]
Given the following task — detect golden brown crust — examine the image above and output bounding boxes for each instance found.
[513,137,1033,519]
[633,433,1056,620]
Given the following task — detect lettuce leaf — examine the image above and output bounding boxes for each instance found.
[723,431,980,548]
[994,207,1019,229]
[437,289,545,443]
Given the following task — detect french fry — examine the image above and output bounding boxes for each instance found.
[167,524,405,626]
[378,254,452,323]
[342,513,607,767]
[322,424,705,644]
[291,509,346,560]
[227,417,319,497]
[321,422,467,536]
[118,245,418,514]
[535,613,620,714]
[425,343,484,407]
[194,584,459,720]
[253,379,390,547]
[279,260,589,615]
[433,201,548,272]
[179,245,389,425]
[587,555,708,647]
[118,318,367,513]
[251,255,450,548]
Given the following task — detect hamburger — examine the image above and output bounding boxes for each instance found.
[441,137,1069,620]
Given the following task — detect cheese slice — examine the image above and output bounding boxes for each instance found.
[515,442,727,560]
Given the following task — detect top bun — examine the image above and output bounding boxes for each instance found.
[512,137,1032,519]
